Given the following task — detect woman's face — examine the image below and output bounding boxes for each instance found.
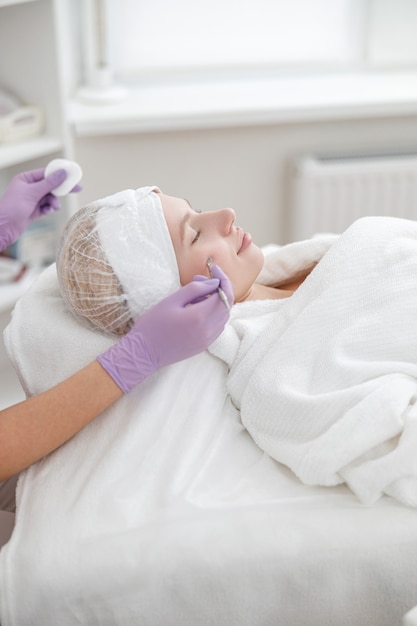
[160,193,264,303]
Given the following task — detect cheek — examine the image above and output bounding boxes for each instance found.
[177,253,210,285]
[230,248,264,299]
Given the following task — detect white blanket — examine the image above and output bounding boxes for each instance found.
[210,216,417,507]
[2,226,417,626]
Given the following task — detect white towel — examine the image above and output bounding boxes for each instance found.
[210,216,417,507]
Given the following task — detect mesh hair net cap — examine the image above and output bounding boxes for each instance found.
[56,186,181,336]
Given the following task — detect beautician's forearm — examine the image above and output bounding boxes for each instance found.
[0,361,123,481]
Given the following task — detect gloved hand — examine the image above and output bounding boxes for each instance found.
[97,264,234,393]
[0,168,81,251]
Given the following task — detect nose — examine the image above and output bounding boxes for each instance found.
[215,207,236,235]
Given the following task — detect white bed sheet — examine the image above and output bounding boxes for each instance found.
[1,263,417,625]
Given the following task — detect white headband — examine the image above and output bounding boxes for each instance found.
[96,186,181,320]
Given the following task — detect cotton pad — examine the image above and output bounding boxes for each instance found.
[45,158,83,196]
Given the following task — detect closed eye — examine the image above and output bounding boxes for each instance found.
[190,206,202,243]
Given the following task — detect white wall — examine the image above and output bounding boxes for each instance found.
[72,113,417,246]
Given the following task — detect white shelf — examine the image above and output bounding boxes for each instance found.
[0,0,72,269]
[0,135,64,169]
[0,0,69,170]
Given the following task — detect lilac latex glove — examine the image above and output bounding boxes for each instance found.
[0,168,81,251]
[97,264,234,393]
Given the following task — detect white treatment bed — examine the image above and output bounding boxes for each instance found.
[2,220,417,625]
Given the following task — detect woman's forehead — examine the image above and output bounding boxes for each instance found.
[160,194,192,240]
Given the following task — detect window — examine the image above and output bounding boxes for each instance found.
[78,0,417,91]
[104,0,367,82]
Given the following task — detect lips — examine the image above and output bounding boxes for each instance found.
[238,230,252,254]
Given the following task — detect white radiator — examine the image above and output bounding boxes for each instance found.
[290,153,417,240]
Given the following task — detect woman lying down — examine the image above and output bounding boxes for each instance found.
[56,186,417,508]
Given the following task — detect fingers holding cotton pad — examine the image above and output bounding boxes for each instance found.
[45,158,83,196]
